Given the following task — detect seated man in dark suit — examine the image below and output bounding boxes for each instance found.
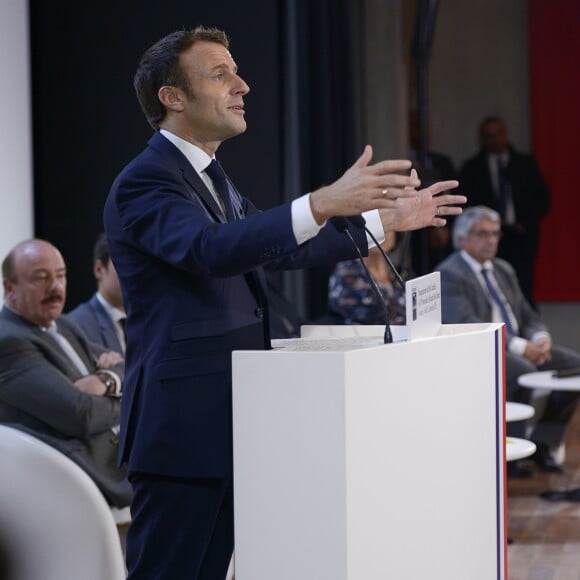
[0,239,131,507]
[69,232,126,354]
[436,206,580,475]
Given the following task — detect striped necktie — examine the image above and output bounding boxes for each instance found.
[480,268,515,336]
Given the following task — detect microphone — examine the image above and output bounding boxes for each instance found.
[333,217,393,344]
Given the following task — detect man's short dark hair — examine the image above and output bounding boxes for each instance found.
[134,26,230,129]
[1,250,16,282]
[93,232,110,267]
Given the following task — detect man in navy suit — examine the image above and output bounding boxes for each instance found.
[69,233,126,354]
[104,26,465,579]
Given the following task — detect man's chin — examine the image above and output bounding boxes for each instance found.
[41,305,64,323]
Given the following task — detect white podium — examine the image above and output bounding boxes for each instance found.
[232,323,507,580]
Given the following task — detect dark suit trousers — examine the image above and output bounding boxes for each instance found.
[126,473,233,580]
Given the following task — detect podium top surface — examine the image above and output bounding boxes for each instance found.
[258,323,503,354]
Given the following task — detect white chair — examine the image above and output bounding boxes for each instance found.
[0,425,126,580]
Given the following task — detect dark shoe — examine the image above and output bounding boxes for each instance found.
[531,444,564,473]
[540,488,580,502]
[507,461,534,478]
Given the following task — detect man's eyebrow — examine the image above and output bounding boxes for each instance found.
[30,267,67,275]
[209,62,238,74]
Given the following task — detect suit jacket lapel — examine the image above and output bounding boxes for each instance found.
[456,254,493,320]
[55,319,97,374]
[147,132,226,224]
[90,295,123,353]
[181,166,228,224]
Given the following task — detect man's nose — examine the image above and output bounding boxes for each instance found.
[234,75,250,95]
[48,276,65,290]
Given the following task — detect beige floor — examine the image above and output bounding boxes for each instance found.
[508,403,580,579]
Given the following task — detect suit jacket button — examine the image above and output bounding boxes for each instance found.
[254,307,264,318]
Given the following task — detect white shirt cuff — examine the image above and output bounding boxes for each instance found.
[531,331,551,343]
[291,194,325,245]
[362,210,384,249]
[508,336,527,356]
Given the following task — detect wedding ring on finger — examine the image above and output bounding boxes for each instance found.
[381,188,388,196]
[436,206,440,217]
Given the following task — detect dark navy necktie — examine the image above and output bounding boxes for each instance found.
[205,159,236,221]
[481,268,515,336]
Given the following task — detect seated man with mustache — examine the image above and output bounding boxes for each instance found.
[0,239,131,508]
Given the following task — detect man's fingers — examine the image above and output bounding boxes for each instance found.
[434,193,467,207]
[427,180,460,195]
[370,159,414,176]
[352,145,373,168]
[371,174,421,194]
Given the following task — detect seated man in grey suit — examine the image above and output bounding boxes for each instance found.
[436,206,580,475]
[0,239,131,507]
[69,233,126,354]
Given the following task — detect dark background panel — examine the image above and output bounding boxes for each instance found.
[30,0,283,309]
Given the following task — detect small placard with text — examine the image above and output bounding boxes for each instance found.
[405,271,442,341]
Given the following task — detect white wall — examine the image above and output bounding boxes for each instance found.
[362,0,408,159]
[428,0,530,169]
[0,0,34,261]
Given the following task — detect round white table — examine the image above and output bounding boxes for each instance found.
[506,401,535,422]
[506,437,537,462]
[518,370,580,392]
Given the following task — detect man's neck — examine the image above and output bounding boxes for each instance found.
[159,124,220,157]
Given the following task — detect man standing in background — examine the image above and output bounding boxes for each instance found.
[460,116,550,306]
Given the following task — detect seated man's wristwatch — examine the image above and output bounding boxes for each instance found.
[95,370,122,397]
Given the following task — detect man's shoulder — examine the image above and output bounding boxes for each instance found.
[57,313,93,340]
[115,133,183,179]
[460,151,486,173]
[492,257,517,277]
[68,296,99,322]
[509,148,541,171]
[508,145,534,161]
[0,309,32,339]
[435,251,464,273]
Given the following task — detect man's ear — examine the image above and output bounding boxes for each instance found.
[3,279,14,303]
[158,86,186,112]
[94,259,105,281]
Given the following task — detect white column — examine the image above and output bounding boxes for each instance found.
[0,0,34,259]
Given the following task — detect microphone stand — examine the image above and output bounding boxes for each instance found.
[337,221,393,344]
[364,226,406,289]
